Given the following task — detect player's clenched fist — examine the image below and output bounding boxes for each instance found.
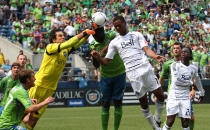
[91,50,100,59]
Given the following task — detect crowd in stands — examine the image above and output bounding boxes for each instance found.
[0,0,209,79]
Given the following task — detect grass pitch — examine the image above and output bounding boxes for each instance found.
[35,104,210,130]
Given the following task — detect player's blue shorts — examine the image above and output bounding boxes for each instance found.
[0,106,4,116]
[100,73,126,102]
[190,100,194,115]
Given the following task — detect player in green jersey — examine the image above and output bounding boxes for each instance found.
[90,24,126,130]
[0,62,20,115]
[0,70,54,130]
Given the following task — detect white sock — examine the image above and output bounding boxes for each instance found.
[162,124,171,130]
[182,127,190,130]
[154,100,164,122]
[141,108,155,128]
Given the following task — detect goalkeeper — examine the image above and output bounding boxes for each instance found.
[26,28,95,129]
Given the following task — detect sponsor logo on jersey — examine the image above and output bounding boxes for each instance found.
[121,39,134,48]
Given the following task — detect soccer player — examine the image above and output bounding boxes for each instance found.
[26,28,95,129]
[162,47,205,130]
[159,42,196,129]
[7,54,27,76]
[91,16,165,130]
[0,69,54,130]
[0,62,20,115]
[90,25,126,130]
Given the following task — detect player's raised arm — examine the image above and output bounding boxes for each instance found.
[60,29,95,50]
[72,29,95,50]
[46,29,95,54]
[143,46,165,63]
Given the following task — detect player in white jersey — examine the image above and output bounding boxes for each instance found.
[92,16,165,130]
[162,47,205,130]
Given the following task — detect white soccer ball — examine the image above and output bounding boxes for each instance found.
[92,12,106,27]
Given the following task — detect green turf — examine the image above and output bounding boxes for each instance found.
[35,104,210,130]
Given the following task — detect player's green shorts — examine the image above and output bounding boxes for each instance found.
[28,85,54,118]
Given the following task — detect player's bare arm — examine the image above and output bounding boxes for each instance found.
[143,46,165,63]
[190,86,196,99]
[26,97,54,113]
[100,45,108,57]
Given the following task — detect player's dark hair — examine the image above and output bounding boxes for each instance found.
[19,70,34,84]
[93,27,105,43]
[95,27,104,33]
[17,54,27,60]
[11,62,20,68]
[49,28,63,43]
[184,47,193,60]
[113,15,126,23]
[173,42,183,49]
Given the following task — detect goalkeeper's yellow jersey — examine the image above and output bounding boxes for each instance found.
[35,36,80,90]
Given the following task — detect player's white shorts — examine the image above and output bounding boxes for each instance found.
[166,99,191,119]
[126,64,160,99]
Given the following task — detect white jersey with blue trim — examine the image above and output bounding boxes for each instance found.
[169,62,205,100]
[105,31,150,72]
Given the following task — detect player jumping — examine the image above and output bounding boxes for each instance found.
[91,16,165,130]
[26,28,95,129]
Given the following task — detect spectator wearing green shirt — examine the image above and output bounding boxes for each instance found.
[0,70,54,130]
[200,48,209,79]
[21,23,31,49]
[9,0,18,12]
[23,14,33,28]
[33,3,43,22]
[192,45,200,69]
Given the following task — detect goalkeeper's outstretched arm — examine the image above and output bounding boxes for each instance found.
[60,29,95,50]
[46,29,95,54]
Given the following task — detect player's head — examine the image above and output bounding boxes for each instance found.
[17,54,27,68]
[11,62,20,76]
[49,28,65,43]
[113,16,128,35]
[19,69,35,89]
[173,42,182,58]
[92,27,105,43]
[181,47,193,61]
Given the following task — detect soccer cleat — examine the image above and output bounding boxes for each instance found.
[153,116,161,128]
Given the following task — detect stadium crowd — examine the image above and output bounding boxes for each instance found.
[0,0,209,79]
